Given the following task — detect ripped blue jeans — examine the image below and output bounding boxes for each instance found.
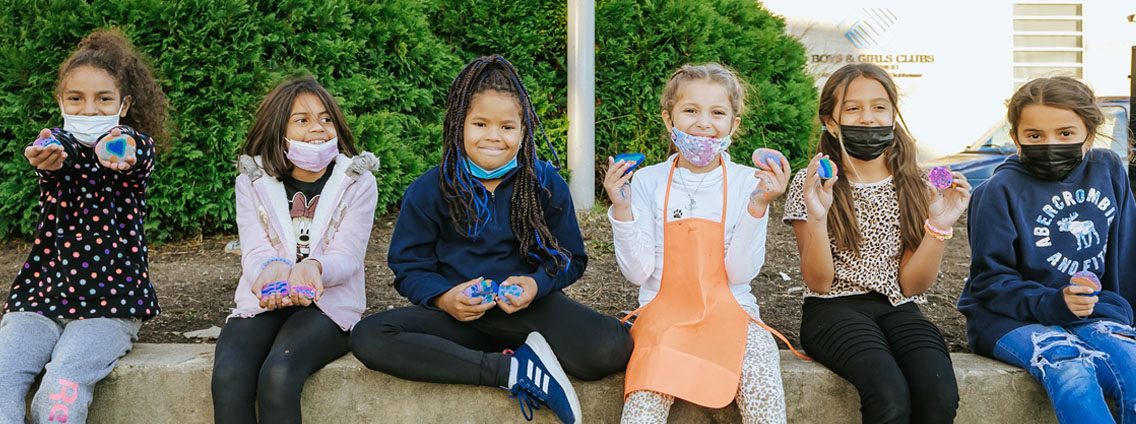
[994,321,1136,424]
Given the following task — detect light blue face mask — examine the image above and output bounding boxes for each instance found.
[463,156,518,179]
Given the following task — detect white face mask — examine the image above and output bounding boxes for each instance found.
[286,137,339,172]
[60,100,123,147]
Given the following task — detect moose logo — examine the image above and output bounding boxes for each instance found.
[1056,212,1100,251]
[1033,187,1116,275]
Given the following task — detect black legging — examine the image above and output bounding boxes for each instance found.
[801,293,959,424]
[350,290,633,387]
[212,307,349,424]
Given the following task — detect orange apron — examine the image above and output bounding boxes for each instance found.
[622,158,750,408]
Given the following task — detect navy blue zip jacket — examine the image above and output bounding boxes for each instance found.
[959,149,1136,357]
[388,161,587,307]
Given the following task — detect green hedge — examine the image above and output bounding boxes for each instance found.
[426,0,571,168]
[0,0,813,242]
[0,0,460,240]
[595,0,818,173]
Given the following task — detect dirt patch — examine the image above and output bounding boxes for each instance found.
[0,198,972,351]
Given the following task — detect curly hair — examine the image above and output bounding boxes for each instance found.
[439,54,570,275]
[56,29,169,145]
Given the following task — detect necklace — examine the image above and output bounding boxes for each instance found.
[675,162,712,213]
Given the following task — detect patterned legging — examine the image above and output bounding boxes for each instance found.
[621,309,787,424]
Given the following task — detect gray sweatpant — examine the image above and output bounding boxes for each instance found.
[0,312,140,424]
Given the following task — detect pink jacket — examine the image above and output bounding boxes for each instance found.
[229,153,379,330]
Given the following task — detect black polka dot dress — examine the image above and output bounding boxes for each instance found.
[5,126,160,320]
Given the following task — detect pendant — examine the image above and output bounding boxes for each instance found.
[686,196,696,211]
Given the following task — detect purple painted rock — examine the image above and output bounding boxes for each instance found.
[1070,271,1101,296]
[928,167,954,189]
[260,281,290,299]
[34,136,62,148]
[293,286,317,299]
[751,148,785,171]
[462,279,499,304]
[817,158,837,179]
[498,284,524,305]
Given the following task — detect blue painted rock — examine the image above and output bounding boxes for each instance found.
[498,284,524,305]
[614,153,646,174]
[751,148,785,171]
[34,136,61,148]
[101,134,136,163]
[462,279,499,304]
[817,158,837,179]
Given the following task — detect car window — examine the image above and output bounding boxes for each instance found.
[1097,106,1126,155]
[966,121,1016,153]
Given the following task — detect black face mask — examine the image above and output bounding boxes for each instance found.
[1018,141,1086,181]
[839,125,896,161]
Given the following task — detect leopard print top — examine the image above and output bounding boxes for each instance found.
[782,169,924,306]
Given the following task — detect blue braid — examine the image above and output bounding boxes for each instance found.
[530,231,571,270]
[444,144,491,236]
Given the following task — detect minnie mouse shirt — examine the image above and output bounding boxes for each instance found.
[282,162,334,261]
[5,126,159,320]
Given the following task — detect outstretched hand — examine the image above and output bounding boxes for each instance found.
[94,128,137,171]
[24,129,67,171]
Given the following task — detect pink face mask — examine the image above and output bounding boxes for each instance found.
[286,138,339,172]
[670,127,732,167]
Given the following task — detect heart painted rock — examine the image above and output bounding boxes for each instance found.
[100,135,136,163]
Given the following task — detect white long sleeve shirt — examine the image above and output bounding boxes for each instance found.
[608,153,768,311]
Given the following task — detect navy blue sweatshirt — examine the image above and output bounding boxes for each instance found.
[959,149,1136,356]
[388,161,587,307]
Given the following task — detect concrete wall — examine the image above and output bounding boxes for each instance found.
[81,344,1057,423]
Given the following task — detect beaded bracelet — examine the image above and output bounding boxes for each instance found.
[924,219,953,241]
[261,256,294,271]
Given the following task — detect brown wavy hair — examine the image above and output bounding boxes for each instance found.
[816,63,929,254]
[56,29,169,145]
[1006,76,1104,145]
[239,76,358,179]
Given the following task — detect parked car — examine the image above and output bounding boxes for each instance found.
[923,97,1131,188]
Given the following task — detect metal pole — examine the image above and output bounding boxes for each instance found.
[1129,45,1135,144]
[567,0,596,210]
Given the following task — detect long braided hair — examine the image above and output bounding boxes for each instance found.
[439,55,570,275]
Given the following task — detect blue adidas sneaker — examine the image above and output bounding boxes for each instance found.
[507,332,581,424]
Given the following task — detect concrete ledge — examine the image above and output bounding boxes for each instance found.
[85,344,1055,423]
